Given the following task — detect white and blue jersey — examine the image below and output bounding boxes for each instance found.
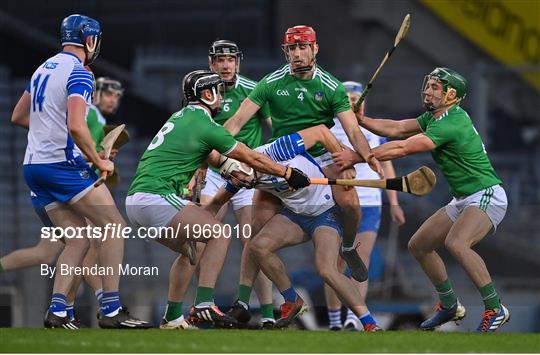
[25,51,93,164]
[332,119,385,233]
[331,118,387,207]
[23,52,98,211]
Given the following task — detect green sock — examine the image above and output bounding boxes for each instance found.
[260,304,275,320]
[164,301,183,322]
[479,283,500,311]
[194,287,214,306]
[238,284,252,305]
[435,279,458,309]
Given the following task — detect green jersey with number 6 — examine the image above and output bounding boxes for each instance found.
[249,65,350,156]
[128,105,238,196]
[417,105,502,197]
[214,75,269,149]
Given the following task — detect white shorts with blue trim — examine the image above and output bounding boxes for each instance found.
[445,185,507,231]
[126,192,190,228]
[202,169,254,211]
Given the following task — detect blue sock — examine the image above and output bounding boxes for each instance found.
[66,302,75,321]
[280,287,298,303]
[50,293,67,316]
[359,311,377,327]
[101,291,121,316]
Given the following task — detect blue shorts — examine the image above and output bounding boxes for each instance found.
[358,206,381,233]
[23,156,98,210]
[279,206,343,238]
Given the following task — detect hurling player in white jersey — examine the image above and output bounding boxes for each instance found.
[205,125,378,329]
[10,14,150,329]
[324,82,406,332]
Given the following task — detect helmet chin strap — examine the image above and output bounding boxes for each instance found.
[200,87,220,116]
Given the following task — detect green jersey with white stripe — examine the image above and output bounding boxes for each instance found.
[417,105,502,197]
[86,105,106,150]
[214,75,269,149]
[249,65,350,156]
[128,105,237,196]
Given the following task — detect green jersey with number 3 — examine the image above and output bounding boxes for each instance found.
[249,65,350,156]
[128,105,238,196]
[214,75,269,149]
[417,105,502,197]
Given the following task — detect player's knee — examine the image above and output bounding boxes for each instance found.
[444,238,464,255]
[407,237,422,256]
[249,236,270,260]
[317,266,336,283]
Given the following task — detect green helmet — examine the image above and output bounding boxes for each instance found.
[428,67,468,99]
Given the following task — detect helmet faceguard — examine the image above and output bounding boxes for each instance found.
[60,14,102,65]
[182,70,223,116]
[421,67,468,112]
[282,25,317,74]
[208,40,243,90]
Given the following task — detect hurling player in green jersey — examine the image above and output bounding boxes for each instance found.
[164,40,275,329]
[223,25,383,291]
[333,68,509,333]
[126,70,310,328]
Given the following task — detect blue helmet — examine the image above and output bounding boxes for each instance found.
[343,81,364,95]
[60,14,102,64]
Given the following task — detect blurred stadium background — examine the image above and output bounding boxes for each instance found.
[1,0,538,332]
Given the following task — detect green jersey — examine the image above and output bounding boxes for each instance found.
[249,65,350,156]
[128,105,238,196]
[214,75,269,149]
[417,105,502,197]
[86,104,106,150]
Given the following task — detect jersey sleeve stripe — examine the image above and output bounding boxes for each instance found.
[222,141,238,156]
[265,66,289,82]
[317,69,339,87]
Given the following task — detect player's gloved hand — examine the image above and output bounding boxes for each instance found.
[284,167,310,189]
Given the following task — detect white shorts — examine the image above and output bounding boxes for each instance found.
[202,169,254,211]
[125,192,190,228]
[313,151,334,168]
[445,185,507,231]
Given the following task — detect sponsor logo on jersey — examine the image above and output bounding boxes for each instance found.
[314,91,324,101]
[276,90,290,96]
[294,87,307,93]
[43,62,59,70]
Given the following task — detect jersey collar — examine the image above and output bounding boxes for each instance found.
[188,104,211,118]
[61,51,83,63]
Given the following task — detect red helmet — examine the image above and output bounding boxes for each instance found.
[283,25,317,45]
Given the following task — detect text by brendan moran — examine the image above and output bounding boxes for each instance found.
[41,264,159,279]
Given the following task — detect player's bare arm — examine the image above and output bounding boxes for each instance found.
[336,110,383,177]
[11,91,31,129]
[332,133,435,169]
[297,124,342,154]
[223,98,260,136]
[358,114,421,139]
[67,96,113,175]
[227,142,289,179]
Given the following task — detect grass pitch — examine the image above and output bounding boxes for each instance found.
[1,328,539,353]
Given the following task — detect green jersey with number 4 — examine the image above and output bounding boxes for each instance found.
[214,75,269,149]
[249,65,350,156]
[128,105,238,196]
[417,105,502,197]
